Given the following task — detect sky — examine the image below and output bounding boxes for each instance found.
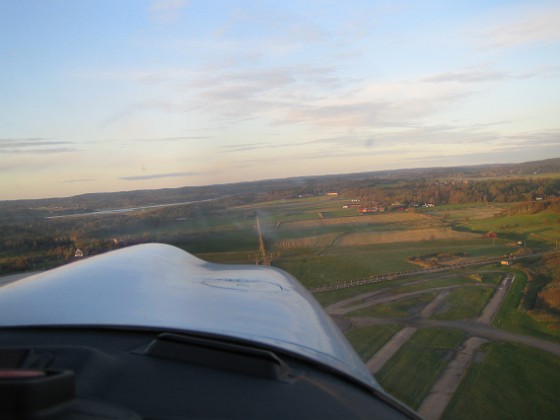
[1,0,560,200]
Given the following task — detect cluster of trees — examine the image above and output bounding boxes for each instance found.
[253,175,560,207]
[342,178,559,206]
[522,254,560,315]
[503,197,560,216]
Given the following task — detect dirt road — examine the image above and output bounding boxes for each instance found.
[415,274,516,419]
[351,316,560,358]
[477,274,514,324]
[335,271,559,419]
[366,327,418,373]
[418,337,488,420]
[327,283,494,316]
[365,290,451,374]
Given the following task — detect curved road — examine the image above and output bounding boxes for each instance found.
[329,272,560,419]
[328,283,495,316]
[350,316,560,357]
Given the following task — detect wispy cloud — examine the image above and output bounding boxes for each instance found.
[476,4,560,49]
[220,138,317,153]
[513,64,560,80]
[60,178,96,184]
[140,135,212,142]
[100,134,212,147]
[148,0,188,23]
[422,70,507,83]
[119,171,198,181]
[0,138,78,154]
[189,65,340,98]
[501,129,560,148]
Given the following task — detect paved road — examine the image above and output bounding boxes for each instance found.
[366,327,417,374]
[477,274,514,324]
[331,271,560,358]
[414,274,515,419]
[365,290,451,375]
[327,283,495,316]
[351,316,560,358]
[332,271,559,419]
[418,337,488,420]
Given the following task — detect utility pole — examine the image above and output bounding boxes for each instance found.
[256,215,269,266]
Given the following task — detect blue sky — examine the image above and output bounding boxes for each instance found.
[1,0,559,199]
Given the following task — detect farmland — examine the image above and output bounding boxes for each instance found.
[2,162,560,418]
[232,194,559,418]
[376,327,466,409]
[151,191,560,417]
[345,324,403,361]
[431,287,494,320]
[443,342,560,419]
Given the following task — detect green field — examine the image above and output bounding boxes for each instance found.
[477,270,504,284]
[493,269,560,343]
[347,292,437,318]
[432,286,494,320]
[3,172,560,418]
[272,247,419,288]
[239,197,526,288]
[458,211,560,249]
[312,275,430,307]
[78,190,560,418]
[376,327,465,409]
[390,276,476,294]
[443,342,560,419]
[272,240,512,288]
[344,324,403,361]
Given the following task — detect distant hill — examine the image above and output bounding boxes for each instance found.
[1,157,559,217]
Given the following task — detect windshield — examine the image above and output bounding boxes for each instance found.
[2,1,560,419]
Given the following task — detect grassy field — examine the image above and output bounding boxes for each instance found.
[173,228,259,254]
[271,247,420,288]
[443,342,560,419]
[312,275,431,307]
[422,204,506,223]
[125,198,560,353]
[477,270,504,284]
[344,324,403,361]
[138,197,538,290]
[376,327,465,409]
[389,276,476,294]
[189,197,560,416]
[274,211,433,230]
[334,228,481,246]
[493,269,560,343]
[458,211,560,249]
[312,271,490,307]
[5,190,560,417]
[347,292,437,318]
[431,286,494,320]
[271,238,515,288]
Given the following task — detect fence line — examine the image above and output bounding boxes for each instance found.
[307,253,541,293]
